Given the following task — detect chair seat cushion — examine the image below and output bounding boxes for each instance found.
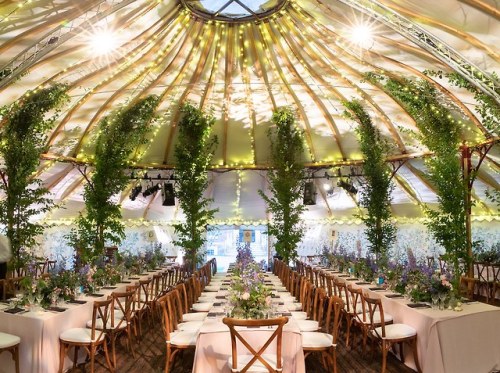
[60,328,105,343]
[204,286,219,292]
[284,302,302,311]
[0,332,20,348]
[228,354,281,372]
[183,312,208,321]
[301,331,334,348]
[373,323,417,339]
[86,317,127,330]
[192,302,213,312]
[290,312,308,320]
[296,319,319,332]
[169,330,199,346]
[177,320,203,331]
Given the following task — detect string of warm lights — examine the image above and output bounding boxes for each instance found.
[40,214,500,227]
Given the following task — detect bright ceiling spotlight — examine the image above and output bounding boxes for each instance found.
[88,28,119,56]
[323,183,332,191]
[349,23,374,49]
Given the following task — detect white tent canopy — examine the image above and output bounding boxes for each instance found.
[0,0,498,224]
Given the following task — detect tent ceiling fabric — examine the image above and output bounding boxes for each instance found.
[0,0,499,222]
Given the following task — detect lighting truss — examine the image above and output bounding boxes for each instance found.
[336,0,500,104]
[0,0,137,89]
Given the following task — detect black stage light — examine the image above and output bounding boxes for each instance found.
[129,185,142,201]
[142,183,161,197]
[338,180,358,194]
[162,183,175,206]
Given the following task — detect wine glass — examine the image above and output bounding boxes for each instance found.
[438,292,446,310]
[431,293,439,309]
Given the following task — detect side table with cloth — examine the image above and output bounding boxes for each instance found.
[0,269,167,373]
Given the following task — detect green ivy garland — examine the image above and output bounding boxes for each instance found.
[366,72,467,284]
[258,107,305,264]
[0,84,69,269]
[173,102,218,272]
[343,99,395,268]
[69,95,159,265]
[425,70,499,136]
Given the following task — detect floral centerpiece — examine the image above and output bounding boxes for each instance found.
[228,244,271,319]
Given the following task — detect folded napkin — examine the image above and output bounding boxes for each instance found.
[346,278,359,281]
[128,277,140,280]
[4,307,25,314]
[87,293,105,297]
[215,295,226,299]
[281,312,292,317]
[407,303,431,309]
[207,312,225,317]
[385,294,404,299]
[338,274,350,278]
[102,286,117,290]
[67,299,87,304]
[46,306,67,312]
[369,287,385,291]
[355,282,371,285]
[119,281,132,284]
[139,273,148,276]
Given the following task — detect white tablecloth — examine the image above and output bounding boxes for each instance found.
[0,269,166,373]
[192,273,306,373]
[323,269,500,373]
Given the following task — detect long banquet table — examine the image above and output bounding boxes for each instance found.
[0,268,168,373]
[318,267,500,373]
[192,272,306,373]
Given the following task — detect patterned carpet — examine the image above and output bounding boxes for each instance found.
[85,319,415,373]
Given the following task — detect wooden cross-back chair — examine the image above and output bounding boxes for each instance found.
[334,279,356,349]
[302,295,344,373]
[158,292,198,373]
[109,290,136,368]
[364,295,422,373]
[475,262,496,304]
[222,316,289,373]
[59,298,113,373]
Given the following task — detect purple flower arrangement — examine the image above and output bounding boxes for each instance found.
[229,244,271,319]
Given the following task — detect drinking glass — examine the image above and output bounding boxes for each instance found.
[438,292,446,310]
[431,293,439,309]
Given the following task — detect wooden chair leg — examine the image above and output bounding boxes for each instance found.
[411,339,422,373]
[399,341,405,363]
[73,345,79,369]
[165,345,171,373]
[90,345,96,373]
[331,347,338,373]
[103,341,114,372]
[111,335,117,369]
[58,342,66,373]
[381,341,389,373]
[13,345,20,373]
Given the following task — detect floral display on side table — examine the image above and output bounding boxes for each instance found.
[228,244,272,319]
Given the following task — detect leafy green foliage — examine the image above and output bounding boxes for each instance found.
[343,99,395,268]
[0,84,69,266]
[258,107,305,264]
[366,73,467,281]
[173,102,218,272]
[425,70,499,136]
[69,95,159,265]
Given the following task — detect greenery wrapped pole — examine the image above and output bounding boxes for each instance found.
[343,99,396,268]
[68,95,159,265]
[259,107,305,265]
[366,72,467,289]
[0,84,69,271]
[173,102,218,273]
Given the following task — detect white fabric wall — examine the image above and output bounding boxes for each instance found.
[38,220,499,268]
